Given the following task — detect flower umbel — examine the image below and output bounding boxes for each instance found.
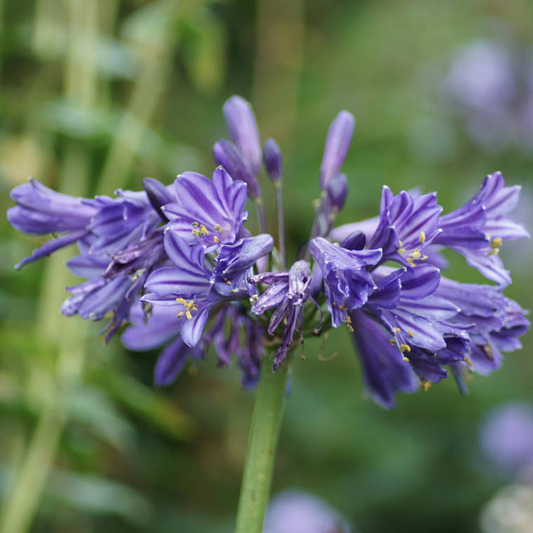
[7,95,529,407]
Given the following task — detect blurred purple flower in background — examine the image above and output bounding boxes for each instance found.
[263,490,354,533]
[480,402,533,478]
[445,39,533,152]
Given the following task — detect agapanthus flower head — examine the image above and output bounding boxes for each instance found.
[7,95,529,409]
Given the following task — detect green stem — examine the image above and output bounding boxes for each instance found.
[235,362,289,533]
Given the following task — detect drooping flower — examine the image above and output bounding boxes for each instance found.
[123,300,266,387]
[250,260,313,369]
[162,168,248,249]
[348,266,529,407]
[309,237,382,328]
[62,229,167,340]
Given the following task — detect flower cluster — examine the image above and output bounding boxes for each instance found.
[8,95,530,407]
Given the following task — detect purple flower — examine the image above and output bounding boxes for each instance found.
[480,403,533,477]
[350,310,418,408]
[62,230,166,341]
[263,490,353,533]
[86,189,162,255]
[250,260,313,369]
[212,234,274,296]
[123,301,265,387]
[320,111,355,190]
[122,302,203,386]
[163,168,248,249]
[309,237,382,328]
[8,179,97,269]
[142,229,272,347]
[434,172,529,286]
[348,265,529,408]
[8,178,169,269]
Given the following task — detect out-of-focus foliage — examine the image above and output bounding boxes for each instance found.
[0,1,532,532]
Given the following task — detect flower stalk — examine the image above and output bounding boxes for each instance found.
[235,358,289,533]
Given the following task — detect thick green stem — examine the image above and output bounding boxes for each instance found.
[235,363,289,533]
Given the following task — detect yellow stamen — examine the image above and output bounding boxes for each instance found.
[420,231,426,244]
[407,257,415,267]
[484,344,494,360]
[420,380,431,392]
[400,344,411,353]
[175,298,198,320]
[402,356,410,362]
[407,330,414,338]
[409,250,421,259]
[214,236,219,243]
[397,247,406,254]
[392,327,401,333]
[214,224,222,232]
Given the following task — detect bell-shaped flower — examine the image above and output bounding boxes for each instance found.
[163,168,248,249]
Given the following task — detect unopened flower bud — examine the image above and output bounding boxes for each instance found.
[143,178,173,221]
[213,140,261,199]
[327,173,348,214]
[341,230,366,251]
[263,138,283,182]
[223,95,262,175]
[320,111,355,189]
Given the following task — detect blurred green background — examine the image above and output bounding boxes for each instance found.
[1,1,532,532]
